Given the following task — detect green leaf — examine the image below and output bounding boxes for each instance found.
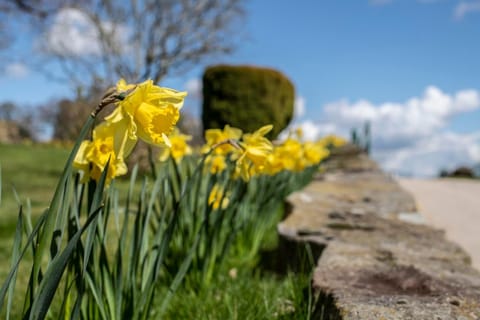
[54,173,75,250]
[11,185,20,206]
[56,276,76,320]
[5,207,23,320]
[103,270,116,320]
[84,272,108,320]
[24,199,33,237]
[28,205,103,320]
[83,158,110,275]
[140,177,162,290]
[33,115,95,291]
[158,220,206,316]
[0,165,2,206]
[0,211,47,313]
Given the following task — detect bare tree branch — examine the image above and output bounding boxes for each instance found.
[2,0,245,93]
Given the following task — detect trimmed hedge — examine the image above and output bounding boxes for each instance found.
[201,65,294,138]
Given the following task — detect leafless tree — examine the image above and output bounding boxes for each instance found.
[0,100,43,140]
[0,102,15,120]
[0,0,68,66]
[8,0,245,93]
[1,0,244,141]
[1,1,61,16]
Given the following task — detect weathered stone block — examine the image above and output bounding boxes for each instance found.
[278,145,480,319]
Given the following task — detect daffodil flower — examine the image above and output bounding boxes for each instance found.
[158,128,193,163]
[208,184,230,210]
[303,142,330,167]
[317,135,347,149]
[106,79,187,147]
[202,125,243,155]
[236,124,274,180]
[206,154,228,174]
[74,120,135,183]
[273,138,303,171]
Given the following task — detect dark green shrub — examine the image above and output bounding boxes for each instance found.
[202,65,295,138]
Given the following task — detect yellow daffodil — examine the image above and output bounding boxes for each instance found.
[236,124,274,180]
[265,136,331,175]
[239,125,274,165]
[317,135,347,149]
[72,141,90,178]
[202,125,243,175]
[265,139,301,175]
[265,147,293,175]
[303,142,330,166]
[206,154,228,174]
[208,184,230,210]
[158,129,192,163]
[106,79,187,147]
[74,121,134,183]
[265,152,285,175]
[202,125,243,155]
[282,138,304,170]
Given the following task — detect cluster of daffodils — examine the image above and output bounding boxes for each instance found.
[74,79,187,183]
[160,125,347,181]
[201,124,274,181]
[266,130,347,175]
[159,125,346,209]
[73,77,346,190]
[316,134,348,150]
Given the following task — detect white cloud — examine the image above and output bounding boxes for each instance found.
[294,95,306,118]
[184,78,202,100]
[377,132,480,177]
[299,121,338,141]
[454,1,480,20]
[322,86,480,150]
[279,120,340,142]
[42,8,129,56]
[290,86,480,177]
[4,62,29,78]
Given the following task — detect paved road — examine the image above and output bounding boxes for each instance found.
[397,178,480,270]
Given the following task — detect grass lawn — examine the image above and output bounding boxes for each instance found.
[0,143,72,318]
[0,142,317,319]
[0,143,69,223]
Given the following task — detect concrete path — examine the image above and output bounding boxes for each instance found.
[397,178,480,270]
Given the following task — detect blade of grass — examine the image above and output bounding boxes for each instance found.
[114,164,137,318]
[33,115,95,293]
[84,271,108,320]
[83,158,110,275]
[140,177,162,291]
[0,211,47,312]
[54,173,75,251]
[28,204,104,320]
[5,206,23,320]
[0,165,2,206]
[157,220,206,316]
[102,268,116,320]
[56,276,77,320]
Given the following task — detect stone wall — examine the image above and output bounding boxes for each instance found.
[279,145,480,319]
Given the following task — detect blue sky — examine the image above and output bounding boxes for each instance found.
[2,0,480,176]
[226,0,480,122]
